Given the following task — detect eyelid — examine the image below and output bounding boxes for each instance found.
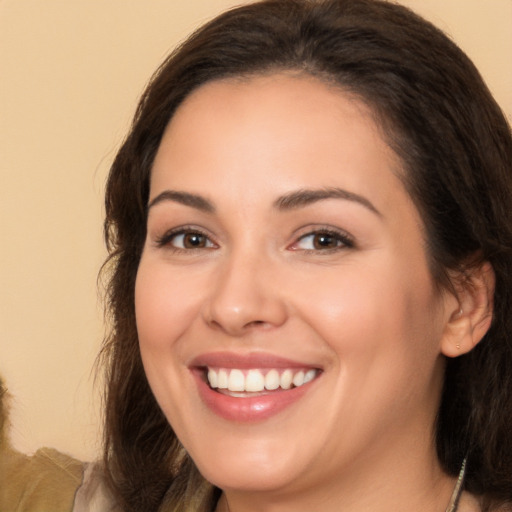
[151,223,354,253]
[154,225,218,250]
[288,225,355,252]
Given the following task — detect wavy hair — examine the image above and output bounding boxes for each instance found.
[100,1,512,510]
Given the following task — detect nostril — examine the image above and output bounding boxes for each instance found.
[245,319,268,329]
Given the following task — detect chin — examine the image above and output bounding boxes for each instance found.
[198,460,295,493]
[187,435,306,493]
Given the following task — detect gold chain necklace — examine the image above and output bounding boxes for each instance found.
[445,458,467,512]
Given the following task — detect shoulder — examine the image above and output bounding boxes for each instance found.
[0,445,83,512]
[1,376,85,511]
[73,462,122,512]
[457,492,482,512]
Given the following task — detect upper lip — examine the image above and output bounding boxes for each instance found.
[189,351,321,370]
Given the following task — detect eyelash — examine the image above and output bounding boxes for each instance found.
[290,227,354,253]
[154,226,354,253]
[155,226,216,251]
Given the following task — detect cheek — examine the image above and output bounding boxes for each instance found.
[134,258,203,354]
[134,258,200,415]
[293,255,444,373]
[134,258,205,429]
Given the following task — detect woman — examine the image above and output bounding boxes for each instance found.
[94,0,512,511]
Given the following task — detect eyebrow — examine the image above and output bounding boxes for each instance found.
[147,186,380,216]
[147,190,215,213]
[274,187,381,216]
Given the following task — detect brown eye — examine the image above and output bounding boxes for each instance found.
[291,229,353,252]
[312,233,340,249]
[182,233,208,248]
[158,230,215,250]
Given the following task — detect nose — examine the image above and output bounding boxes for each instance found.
[202,250,288,336]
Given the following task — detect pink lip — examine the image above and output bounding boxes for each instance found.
[189,351,316,369]
[189,352,321,422]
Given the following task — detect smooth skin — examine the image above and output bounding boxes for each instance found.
[135,73,493,512]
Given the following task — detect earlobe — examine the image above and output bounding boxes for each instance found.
[441,261,495,358]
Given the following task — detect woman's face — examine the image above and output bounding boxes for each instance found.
[135,74,458,496]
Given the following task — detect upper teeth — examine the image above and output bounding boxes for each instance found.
[207,368,317,393]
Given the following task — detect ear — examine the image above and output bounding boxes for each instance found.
[441,261,495,358]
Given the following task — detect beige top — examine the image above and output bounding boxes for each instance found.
[72,462,120,512]
[0,445,83,512]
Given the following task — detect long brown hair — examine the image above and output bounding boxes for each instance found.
[101,1,512,510]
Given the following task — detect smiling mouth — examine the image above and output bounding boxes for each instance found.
[205,367,320,396]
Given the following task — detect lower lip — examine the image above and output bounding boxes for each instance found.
[192,370,317,422]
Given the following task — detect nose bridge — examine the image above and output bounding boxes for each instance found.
[203,242,286,335]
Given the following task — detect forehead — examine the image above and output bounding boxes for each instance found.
[165,73,380,151]
[150,73,413,219]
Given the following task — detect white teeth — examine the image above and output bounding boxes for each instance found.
[228,369,245,392]
[265,369,280,390]
[280,369,293,390]
[207,368,218,388]
[304,369,316,384]
[292,371,305,387]
[218,369,229,389]
[206,367,318,393]
[246,369,265,392]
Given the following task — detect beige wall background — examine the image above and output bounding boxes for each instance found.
[1,0,511,462]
